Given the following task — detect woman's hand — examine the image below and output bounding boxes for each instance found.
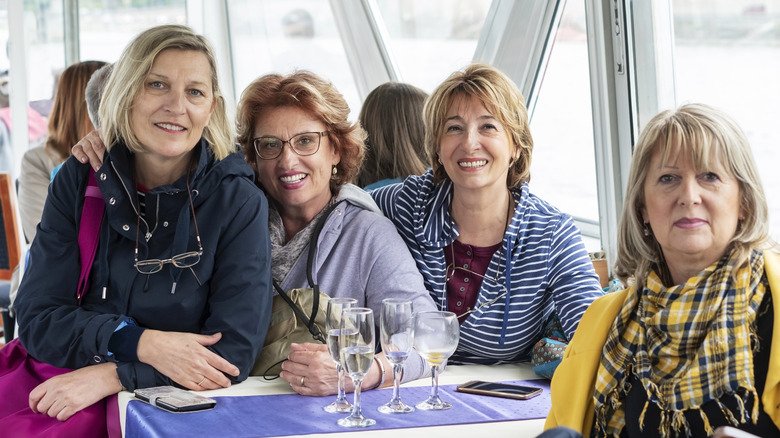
[280,343,344,396]
[280,343,388,396]
[29,362,121,421]
[71,130,106,171]
[711,426,760,438]
[136,330,240,391]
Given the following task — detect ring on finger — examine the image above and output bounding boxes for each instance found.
[197,377,206,386]
[300,375,305,387]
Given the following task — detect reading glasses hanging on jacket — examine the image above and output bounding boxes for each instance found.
[134,177,203,275]
[445,262,508,319]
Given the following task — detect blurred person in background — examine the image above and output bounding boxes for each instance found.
[0,69,49,175]
[17,60,107,243]
[356,82,429,190]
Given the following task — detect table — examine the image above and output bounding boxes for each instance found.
[116,363,548,437]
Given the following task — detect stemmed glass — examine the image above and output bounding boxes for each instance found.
[412,310,459,410]
[378,298,415,414]
[337,307,376,428]
[323,297,358,413]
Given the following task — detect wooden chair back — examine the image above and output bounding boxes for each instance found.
[0,173,21,280]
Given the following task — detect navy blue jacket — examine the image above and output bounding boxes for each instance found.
[15,140,272,390]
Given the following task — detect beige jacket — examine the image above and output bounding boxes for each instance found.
[18,144,61,242]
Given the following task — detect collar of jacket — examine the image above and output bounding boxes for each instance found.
[99,139,207,288]
[413,171,528,345]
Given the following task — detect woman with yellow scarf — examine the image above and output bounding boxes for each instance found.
[545,103,780,437]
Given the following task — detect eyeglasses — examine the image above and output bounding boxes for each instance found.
[445,263,508,319]
[253,131,328,160]
[134,178,203,275]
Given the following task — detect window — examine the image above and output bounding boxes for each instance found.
[227,0,360,119]
[671,0,780,241]
[373,0,491,90]
[79,1,187,63]
[528,0,600,250]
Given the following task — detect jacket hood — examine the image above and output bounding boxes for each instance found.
[105,139,254,203]
[334,183,381,214]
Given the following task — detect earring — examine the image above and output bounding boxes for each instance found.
[332,166,338,176]
[643,223,651,237]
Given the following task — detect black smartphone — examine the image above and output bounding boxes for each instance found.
[134,386,216,413]
[456,380,543,400]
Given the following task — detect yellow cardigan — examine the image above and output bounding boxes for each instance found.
[545,251,780,434]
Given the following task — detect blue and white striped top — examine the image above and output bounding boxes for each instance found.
[371,171,603,364]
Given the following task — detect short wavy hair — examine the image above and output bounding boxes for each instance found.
[236,71,365,193]
[423,63,533,188]
[99,24,234,160]
[615,103,773,286]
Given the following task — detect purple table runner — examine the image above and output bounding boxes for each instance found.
[125,379,550,438]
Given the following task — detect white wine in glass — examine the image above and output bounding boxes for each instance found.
[378,298,414,414]
[323,297,358,413]
[337,307,376,428]
[413,310,459,410]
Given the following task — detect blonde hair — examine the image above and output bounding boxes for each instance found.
[615,103,773,286]
[423,63,533,188]
[236,71,366,192]
[99,24,234,160]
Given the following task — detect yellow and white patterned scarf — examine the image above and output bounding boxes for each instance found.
[593,250,767,437]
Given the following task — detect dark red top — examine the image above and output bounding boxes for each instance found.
[444,239,501,324]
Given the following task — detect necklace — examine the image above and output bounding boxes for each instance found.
[133,153,196,242]
[446,191,513,319]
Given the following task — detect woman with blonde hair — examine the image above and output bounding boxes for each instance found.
[546,103,780,437]
[7,24,271,435]
[371,63,602,367]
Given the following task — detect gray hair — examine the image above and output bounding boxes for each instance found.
[84,63,112,129]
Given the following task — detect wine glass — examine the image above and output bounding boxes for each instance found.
[337,307,376,428]
[377,298,414,414]
[412,310,459,410]
[323,297,358,413]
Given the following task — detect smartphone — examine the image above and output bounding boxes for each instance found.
[134,386,216,413]
[456,380,542,400]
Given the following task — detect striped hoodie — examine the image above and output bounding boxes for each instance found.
[370,171,602,364]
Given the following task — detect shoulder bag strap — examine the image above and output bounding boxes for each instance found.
[76,169,105,305]
[304,202,340,330]
[272,202,340,344]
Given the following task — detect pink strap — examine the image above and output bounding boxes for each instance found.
[77,170,105,305]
